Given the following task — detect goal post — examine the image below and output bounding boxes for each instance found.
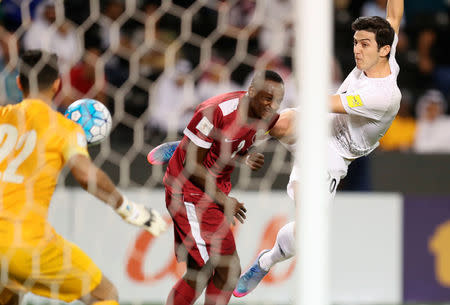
[294,0,333,305]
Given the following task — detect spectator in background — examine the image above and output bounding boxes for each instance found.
[140,0,160,15]
[362,0,388,17]
[197,56,240,102]
[0,0,44,32]
[22,0,81,112]
[223,0,258,36]
[64,0,91,26]
[23,0,81,73]
[361,0,406,27]
[394,29,421,90]
[432,30,450,98]
[98,0,128,90]
[69,45,106,106]
[258,0,294,57]
[404,0,448,23]
[414,89,450,153]
[415,13,450,97]
[0,25,22,104]
[98,0,125,50]
[427,25,450,98]
[416,29,437,88]
[379,90,416,151]
[103,23,137,90]
[132,0,177,81]
[216,0,260,58]
[146,59,197,143]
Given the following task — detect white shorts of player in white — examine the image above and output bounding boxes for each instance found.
[286,142,351,201]
[259,143,352,271]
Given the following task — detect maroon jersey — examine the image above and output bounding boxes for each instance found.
[164,91,278,203]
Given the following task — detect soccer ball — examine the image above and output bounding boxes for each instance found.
[65,99,112,145]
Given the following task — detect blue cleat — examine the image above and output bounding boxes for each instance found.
[233,249,270,298]
[147,141,180,165]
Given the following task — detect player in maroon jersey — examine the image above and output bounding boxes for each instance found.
[163,70,284,305]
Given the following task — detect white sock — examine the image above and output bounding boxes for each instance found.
[259,221,295,271]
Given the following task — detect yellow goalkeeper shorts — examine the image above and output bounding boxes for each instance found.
[0,234,102,302]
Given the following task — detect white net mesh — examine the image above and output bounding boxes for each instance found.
[21,0,293,190]
[0,1,295,304]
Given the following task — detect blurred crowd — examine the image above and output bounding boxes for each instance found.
[0,0,449,154]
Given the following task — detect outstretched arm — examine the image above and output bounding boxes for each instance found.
[69,154,123,207]
[68,154,167,236]
[386,0,404,34]
[269,109,298,144]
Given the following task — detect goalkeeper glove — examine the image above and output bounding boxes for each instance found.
[116,197,167,236]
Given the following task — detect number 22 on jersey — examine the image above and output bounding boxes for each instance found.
[0,124,37,183]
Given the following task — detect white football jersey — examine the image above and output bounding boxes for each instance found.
[330,34,402,159]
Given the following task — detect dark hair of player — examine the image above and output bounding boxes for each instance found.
[19,50,59,93]
[263,70,284,84]
[351,16,395,58]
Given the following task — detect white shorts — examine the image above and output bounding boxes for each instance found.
[286,143,352,200]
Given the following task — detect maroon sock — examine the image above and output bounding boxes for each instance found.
[166,278,199,305]
[204,280,233,305]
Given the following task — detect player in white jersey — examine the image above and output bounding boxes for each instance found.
[233,0,404,297]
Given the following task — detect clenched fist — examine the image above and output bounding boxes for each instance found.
[245,152,264,171]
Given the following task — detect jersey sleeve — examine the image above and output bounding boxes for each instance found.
[62,123,89,164]
[339,86,389,121]
[389,34,400,76]
[183,106,221,149]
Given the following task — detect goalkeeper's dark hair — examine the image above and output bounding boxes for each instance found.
[19,50,59,93]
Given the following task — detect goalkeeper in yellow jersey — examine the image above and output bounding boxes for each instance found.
[0,50,167,305]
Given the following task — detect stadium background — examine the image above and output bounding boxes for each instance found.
[1,0,450,304]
